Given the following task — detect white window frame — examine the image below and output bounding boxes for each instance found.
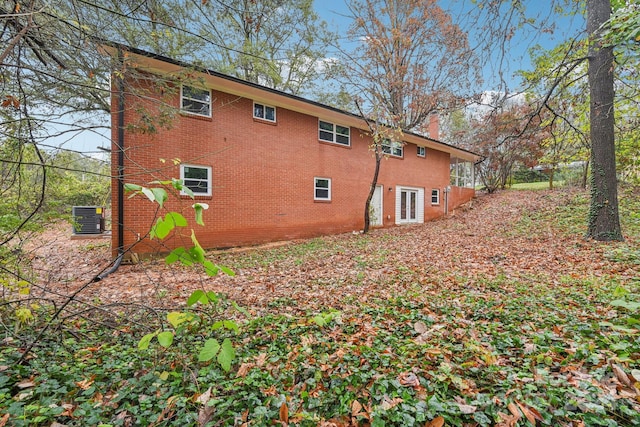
[181,85,211,117]
[180,164,212,196]
[314,177,331,201]
[382,139,403,157]
[318,120,350,146]
[417,146,426,157]
[431,189,440,205]
[253,102,276,122]
[450,159,475,188]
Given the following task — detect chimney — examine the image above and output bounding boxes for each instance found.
[428,113,439,140]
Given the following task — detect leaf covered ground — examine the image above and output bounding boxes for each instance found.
[2,187,640,426]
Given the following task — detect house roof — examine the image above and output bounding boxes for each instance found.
[103,42,480,162]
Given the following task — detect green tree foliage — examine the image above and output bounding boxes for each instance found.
[520,41,591,188]
[195,0,337,96]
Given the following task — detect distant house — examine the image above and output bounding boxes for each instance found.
[109,45,478,255]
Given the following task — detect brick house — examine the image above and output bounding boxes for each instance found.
[109,46,478,255]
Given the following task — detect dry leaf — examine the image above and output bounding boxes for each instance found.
[380,395,403,410]
[351,399,363,415]
[197,387,215,427]
[279,401,289,424]
[398,372,420,388]
[507,402,520,419]
[414,321,428,334]
[516,400,543,425]
[16,380,35,389]
[195,387,212,405]
[0,414,10,427]
[236,362,255,377]
[610,362,631,386]
[75,378,94,390]
[425,416,444,427]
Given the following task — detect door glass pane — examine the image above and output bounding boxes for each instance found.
[410,192,416,219]
[401,191,407,220]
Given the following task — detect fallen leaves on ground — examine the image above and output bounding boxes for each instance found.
[6,188,640,426]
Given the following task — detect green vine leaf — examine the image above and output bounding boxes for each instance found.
[187,290,207,306]
[167,311,195,328]
[198,338,221,362]
[124,183,142,193]
[138,331,157,350]
[203,260,219,276]
[217,338,235,372]
[166,212,188,227]
[193,203,209,226]
[157,331,174,347]
[151,188,168,208]
[166,247,188,265]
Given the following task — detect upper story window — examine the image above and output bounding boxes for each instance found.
[319,120,350,146]
[417,146,426,157]
[382,139,403,157]
[181,85,211,117]
[180,164,212,196]
[254,102,276,122]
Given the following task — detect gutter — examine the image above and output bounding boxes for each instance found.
[92,48,125,282]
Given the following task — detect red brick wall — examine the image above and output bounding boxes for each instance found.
[112,80,475,253]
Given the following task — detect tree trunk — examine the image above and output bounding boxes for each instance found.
[586,0,623,241]
[363,150,382,233]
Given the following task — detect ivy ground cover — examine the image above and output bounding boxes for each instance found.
[1,187,639,426]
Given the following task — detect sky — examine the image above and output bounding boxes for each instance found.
[314,0,585,91]
[54,0,585,154]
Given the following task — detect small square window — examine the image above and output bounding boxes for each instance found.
[181,86,211,117]
[254,102,276,122]
[314,177,331,201]
[417,146,426,157]
[181,164,212,196]
[431,189,440,205]
[382,139,403,157]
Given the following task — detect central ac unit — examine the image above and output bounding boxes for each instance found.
[72,206,105,234]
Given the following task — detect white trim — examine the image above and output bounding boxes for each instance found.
[417,146,426,157]
[318,120,350,146]
[395,186,424,224]
[314,177,331,201]
[180,164,212,196]
[431,188,440,205]
[382,139,403,157]
[181,85,212,117]
[253,102,276,122]
[370,185,383,226]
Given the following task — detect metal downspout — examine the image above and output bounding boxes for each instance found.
[93,48,125,282]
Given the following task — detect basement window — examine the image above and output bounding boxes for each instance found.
[181,164,212,196]
[431,189,440,205]
[314,177,331,201]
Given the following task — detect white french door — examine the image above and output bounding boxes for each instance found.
[395,186,424,224]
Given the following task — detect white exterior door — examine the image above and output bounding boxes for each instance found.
[370,185,383,226]
[395,186,424,224]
